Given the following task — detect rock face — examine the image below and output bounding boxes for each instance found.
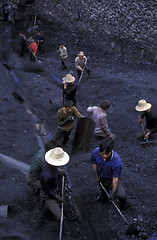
[35,0,157,62]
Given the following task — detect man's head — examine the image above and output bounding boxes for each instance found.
[135,99,152,112]
[78,51,84,60]
[99,139,114,161]
[62,74,75,84]
[63,100,73,113]
[60,44,64,48]
[100,100,111,111]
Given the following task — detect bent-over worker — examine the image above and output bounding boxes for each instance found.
[135,99,157,140]
[89,139,127,209]
[75,51,90,79]
[87,100,116,140]
[40,147,70,232]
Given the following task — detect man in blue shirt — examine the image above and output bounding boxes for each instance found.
[89,139,126,209]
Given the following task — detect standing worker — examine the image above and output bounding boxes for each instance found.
[28,37,37,61]
[35,31,45,53]
[135,99,157,140]
[58,44,68,69]
[3,3,14,24]
[40,147,70,233]
[75,51,90,79]
[62,74,78,106]
[89,139,127,209]
[19,33,27,57]
[87,100,116,140]
[52,100,82,146]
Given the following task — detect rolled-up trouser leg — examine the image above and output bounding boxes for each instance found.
[45,199,61,220]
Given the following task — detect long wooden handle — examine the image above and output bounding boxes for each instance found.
[99,182,129,225]
[59,175,64,240]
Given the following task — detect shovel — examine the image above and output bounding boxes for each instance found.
[99,182,139,236]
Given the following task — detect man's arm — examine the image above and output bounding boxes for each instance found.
[112,177,118,196]
[73,106,82,118]
[92,164,99,182]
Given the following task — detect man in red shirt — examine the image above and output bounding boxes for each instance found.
[28,37,37,61]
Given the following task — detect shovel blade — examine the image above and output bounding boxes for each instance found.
[71,117,95,153]
[140,141,157,148]
[126,223,140,236]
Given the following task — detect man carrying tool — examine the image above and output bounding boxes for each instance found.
[28,37,37,61]
[35,31,45,53]
[75,51,90,79]
[58,43,68,69]
[87,100,116,140]
[40,147,70,234]
[52,100,82,146]
[135,99,157,140]
[62,74,78,106]
[89,138,127,209]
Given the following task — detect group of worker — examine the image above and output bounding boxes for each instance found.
[16,22,157,238]
[26,94,157,236]
[18,31,44,60]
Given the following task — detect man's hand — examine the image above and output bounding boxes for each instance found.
[108,192,114,201]
[95,174,100,182]
[138,118,143,123]
[68,116,74,121]
[110,133,117,140]
[59,168,66,176]
[145,132,151,140]
[56,195,64,203]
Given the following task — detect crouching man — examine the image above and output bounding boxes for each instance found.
[40,147,70,233]
[89,139,127,209]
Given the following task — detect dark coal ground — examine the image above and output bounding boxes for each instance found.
[0,3,157,240]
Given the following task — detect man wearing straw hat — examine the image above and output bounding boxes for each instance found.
[75,51,90,79]
[40,147,70,232]
[62,74,78,106]
[52,99,82,146]
[135,99,157,140]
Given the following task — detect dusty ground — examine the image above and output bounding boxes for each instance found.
[0,2,157,240]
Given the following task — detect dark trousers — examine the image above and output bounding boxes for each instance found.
[100,178,126,207]
[38,42,44,53]
[77,67,90,79]
[52,127,71,145]
[61,58,67,69]
[29,51,36,61]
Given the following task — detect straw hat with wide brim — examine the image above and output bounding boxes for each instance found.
[135,99,152,112]
[77,51,85,56]
[45,147,69,166]
[62,74,75,83]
